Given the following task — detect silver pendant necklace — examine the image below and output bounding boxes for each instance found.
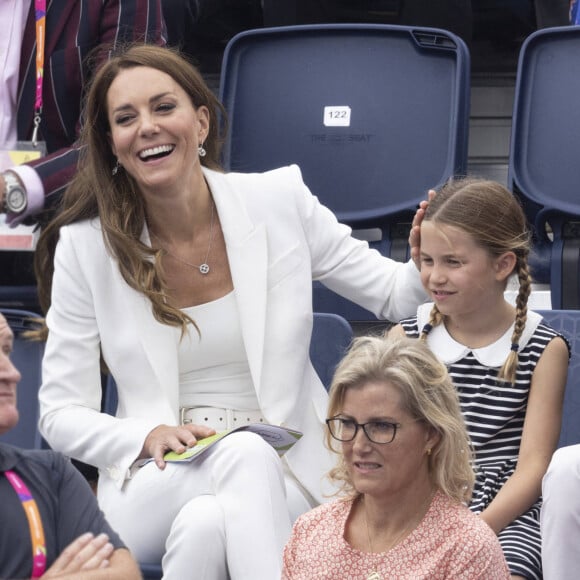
[151,201,215,275]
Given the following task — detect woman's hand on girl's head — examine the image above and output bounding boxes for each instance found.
[409,189,436,269]
[141,424,217,470]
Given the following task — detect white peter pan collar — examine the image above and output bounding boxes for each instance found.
[416,302,542,367]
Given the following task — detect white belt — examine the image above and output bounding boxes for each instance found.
[179,406,266,431]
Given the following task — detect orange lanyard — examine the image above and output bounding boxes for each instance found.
[5,470,47,578]
[32,0,46,145]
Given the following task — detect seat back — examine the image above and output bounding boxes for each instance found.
[0,285,41,312]
[309,312,353,390]
[0,251,40,312]
[220,23,470,320]
[537,310,580,448]
[139,563,162,580]
[221,23,470,235]
[508,26,580,302]
[0,309,44,449]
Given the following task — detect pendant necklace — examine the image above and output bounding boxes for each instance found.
[151,200,215,275]
[361,491,434,580]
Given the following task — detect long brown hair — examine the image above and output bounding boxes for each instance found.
[34,44,227,335]
[419,178,532,383]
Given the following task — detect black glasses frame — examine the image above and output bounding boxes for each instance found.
[325,416,400,444]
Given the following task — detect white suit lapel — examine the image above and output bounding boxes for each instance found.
[129,228,181,418]
[204,169,268,397]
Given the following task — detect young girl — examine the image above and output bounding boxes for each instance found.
[390,178,570,580]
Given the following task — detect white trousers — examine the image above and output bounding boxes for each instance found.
[99,432,311,580]
[541,444,580,580]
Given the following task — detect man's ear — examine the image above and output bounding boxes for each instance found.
[494,251,517,281]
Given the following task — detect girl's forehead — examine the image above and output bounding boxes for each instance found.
[422,221,469,242]
[422,221,486,254]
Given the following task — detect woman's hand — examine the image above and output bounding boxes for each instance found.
[42,533,113,577]
[141,424,217,469]
[409,189,436,269]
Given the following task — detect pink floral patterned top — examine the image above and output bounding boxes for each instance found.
[282,491,510,579]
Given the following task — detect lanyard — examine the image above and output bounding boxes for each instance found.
[5,470,47,578]
[32,0,47,145]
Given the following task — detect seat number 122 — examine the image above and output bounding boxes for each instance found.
[323,106,351,127]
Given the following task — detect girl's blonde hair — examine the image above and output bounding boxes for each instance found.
[420,178,532,384]
[326,335,475,504]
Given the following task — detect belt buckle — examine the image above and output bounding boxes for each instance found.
[180,405,197,425]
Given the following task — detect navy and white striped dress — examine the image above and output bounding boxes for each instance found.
[401,303,567,580]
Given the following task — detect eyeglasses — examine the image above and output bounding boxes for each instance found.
[326,416,400,444]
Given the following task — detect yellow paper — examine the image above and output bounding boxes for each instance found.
[7,149,43,165]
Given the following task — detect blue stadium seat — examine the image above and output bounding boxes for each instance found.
[0,308,44,449]
[537,310,580,448]
[219,23,470,321]
[309,312,353,390]
[139,563,163,580]
[508,26,580,306]
[0,285,40,312]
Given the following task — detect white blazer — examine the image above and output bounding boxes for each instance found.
[38,165,426,504]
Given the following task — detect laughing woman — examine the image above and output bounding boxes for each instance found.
[34,44,427,579]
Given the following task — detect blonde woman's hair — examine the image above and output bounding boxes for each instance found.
[34,44,227,336]
[420,177,532,384]
[325,336,475,504]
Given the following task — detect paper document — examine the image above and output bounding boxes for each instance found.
[160,423,303,464]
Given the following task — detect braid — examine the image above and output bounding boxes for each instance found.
[498,255,531,383]
[421,304,444,341]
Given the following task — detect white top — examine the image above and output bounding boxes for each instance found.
[178,291,259,411]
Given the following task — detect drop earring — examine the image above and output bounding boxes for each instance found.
[112,160,121,176]
[198,143,207,158]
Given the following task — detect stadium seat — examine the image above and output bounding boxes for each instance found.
[0,308,44,449]
[508,26,580,306]
[309,312,353,390]
[537,310,580,448]
[0,285,41,312]
[139,563,163,580]
[219,23,470,321]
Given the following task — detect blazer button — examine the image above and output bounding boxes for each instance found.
[107,466,120,479]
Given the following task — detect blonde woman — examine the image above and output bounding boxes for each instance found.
[283,336,509,579]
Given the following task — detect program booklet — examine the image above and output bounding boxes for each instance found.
[160,423,303,464]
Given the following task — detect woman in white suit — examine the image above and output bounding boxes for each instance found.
[35,44,427,579]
